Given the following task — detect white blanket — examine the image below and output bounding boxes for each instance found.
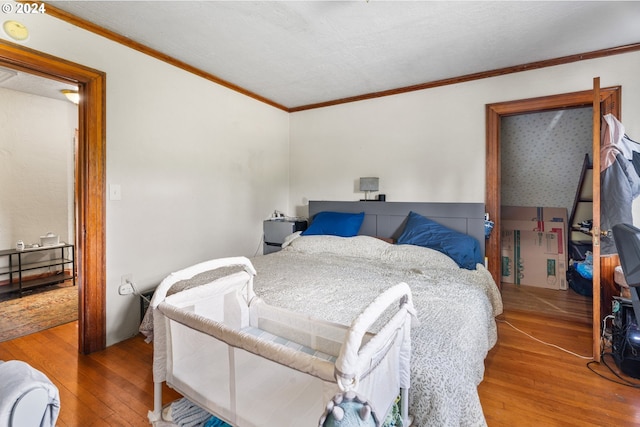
[250,235,502,427]
[0,360,60,427]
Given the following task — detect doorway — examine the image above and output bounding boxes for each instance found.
[0,40,106,354]
[0,79,78,340]
[499,107,593,324]
[485,85,622,359]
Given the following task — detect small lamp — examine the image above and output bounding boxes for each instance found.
[359,177,379,201]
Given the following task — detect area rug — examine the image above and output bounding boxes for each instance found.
[0,284,78,342]
[151,398,231,427]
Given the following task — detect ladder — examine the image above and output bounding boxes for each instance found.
[569,153,593,245]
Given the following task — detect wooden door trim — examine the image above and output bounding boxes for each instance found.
[486,86,621,360]
[592,78,602,362]
[0,40,106,354]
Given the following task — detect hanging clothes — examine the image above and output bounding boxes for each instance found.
[600,114,640,254]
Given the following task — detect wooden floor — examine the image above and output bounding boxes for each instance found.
[500,282,592,324]
[1,311,639,426]
[0,322,180,426]
[482,283,640,426]
[480,310,640,426]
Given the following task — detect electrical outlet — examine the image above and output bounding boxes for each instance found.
[119,273,134,295]
[118,283,134,295]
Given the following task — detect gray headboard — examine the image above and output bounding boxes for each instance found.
[308,201,486,256]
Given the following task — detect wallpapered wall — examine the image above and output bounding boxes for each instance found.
[501,107,593,218]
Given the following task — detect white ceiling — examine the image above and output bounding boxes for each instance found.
[7,1,640,109]
[0,67,77,102]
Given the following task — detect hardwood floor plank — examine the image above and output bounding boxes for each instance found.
[0,322,179,426]
[2,308,640,426]
[72,357,154,424]
[479,309,640,427]
[500,282,592,324]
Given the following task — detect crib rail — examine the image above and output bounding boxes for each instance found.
[335,282,414,388]
[151,256,257,311]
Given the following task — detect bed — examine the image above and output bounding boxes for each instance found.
[144,201,502,426]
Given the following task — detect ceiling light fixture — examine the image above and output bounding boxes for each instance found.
[2,20,29,42]
[61,89,80,104]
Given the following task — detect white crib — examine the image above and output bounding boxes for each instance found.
[148,257,414,426]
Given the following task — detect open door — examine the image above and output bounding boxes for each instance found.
[592,77,624,363]
[591,78,602,362]
[486,84,621,361]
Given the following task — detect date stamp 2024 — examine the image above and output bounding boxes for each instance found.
[2,2,46,14]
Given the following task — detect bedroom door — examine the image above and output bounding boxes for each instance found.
[591,77,622,363]
[486,83,621,362]
[591,78,603,362]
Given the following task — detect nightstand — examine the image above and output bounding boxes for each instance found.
[140,288,156,323]
[263,219,307,254]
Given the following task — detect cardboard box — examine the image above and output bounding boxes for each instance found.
[501,230,517,284]
[501,206,568,290]
[502,206,567,223]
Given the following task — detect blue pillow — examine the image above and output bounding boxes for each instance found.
[302,211,365,237]
[396,211,483,270]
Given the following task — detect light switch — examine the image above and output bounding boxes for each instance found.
[109,184,122,200]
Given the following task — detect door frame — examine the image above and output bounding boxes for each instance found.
[485,86,621,360]
[0,40,106,354]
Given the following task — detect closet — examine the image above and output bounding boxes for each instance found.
[499,108,593,319]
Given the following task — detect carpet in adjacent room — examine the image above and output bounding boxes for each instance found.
[0,283,78,342]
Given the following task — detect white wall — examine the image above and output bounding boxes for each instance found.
[289,52,640,220]
[0,11,290,345]
[0,88,77,251]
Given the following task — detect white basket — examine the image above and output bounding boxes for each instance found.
[40,233,60,246]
